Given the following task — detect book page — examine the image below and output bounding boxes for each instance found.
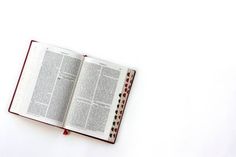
[64,57,128,140]
[10,42,84,127]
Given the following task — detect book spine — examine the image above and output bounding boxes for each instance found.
[108,69,136,143]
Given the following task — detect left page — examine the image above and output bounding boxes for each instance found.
[10,41,84,127]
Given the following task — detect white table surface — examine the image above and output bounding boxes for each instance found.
[1,0,236,157]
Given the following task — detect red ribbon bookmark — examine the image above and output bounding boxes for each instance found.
[63,129,70,135]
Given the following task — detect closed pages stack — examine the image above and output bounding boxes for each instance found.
[9,41,135,144]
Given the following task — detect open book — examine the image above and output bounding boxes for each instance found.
[9,40,135,143]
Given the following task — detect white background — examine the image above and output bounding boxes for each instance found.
[0,0,236,157]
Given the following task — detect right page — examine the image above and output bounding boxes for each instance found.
[64,57,130,141]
